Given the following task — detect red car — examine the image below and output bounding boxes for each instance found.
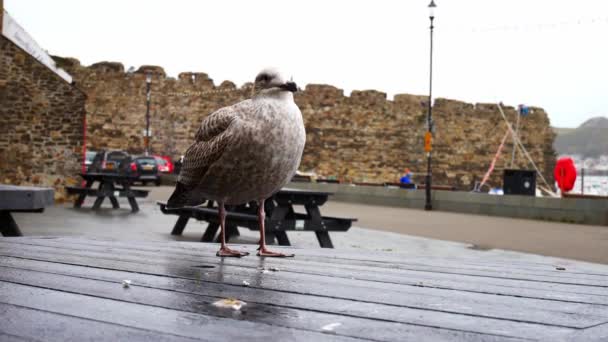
[153,155,174,173]
[161,156,175,173]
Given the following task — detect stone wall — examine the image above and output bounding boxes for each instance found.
[54,57,556,190]
[0,37,86,200]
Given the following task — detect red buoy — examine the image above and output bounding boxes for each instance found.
[554,157,577,193]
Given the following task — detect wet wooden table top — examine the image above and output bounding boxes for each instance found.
[0,236,607,341]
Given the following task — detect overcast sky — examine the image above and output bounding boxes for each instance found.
[5,0,608,128]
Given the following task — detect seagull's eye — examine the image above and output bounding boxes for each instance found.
[257,74,270,83]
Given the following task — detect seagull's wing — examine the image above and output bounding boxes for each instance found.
[168,100,254,208]
[194,106,237,142]
[178,103,245,186]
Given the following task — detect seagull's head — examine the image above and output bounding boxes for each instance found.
[252,68,298,97]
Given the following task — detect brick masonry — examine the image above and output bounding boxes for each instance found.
[53,57,556,190]
[0,36,86,200]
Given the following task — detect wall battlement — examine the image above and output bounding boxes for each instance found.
[54,57,556,189]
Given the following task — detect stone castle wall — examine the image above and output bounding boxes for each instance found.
[0,37,86,199]
[54,57,556,190]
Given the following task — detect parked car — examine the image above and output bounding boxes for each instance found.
[104,151,131,172]
[88,150,131,173]
[160,155,175,173]
[153,155,170,173]
[130,156,161,186]
[84,151,97,172]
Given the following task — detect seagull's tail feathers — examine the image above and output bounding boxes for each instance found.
[166,182,204,209]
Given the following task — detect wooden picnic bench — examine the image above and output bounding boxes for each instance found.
[0,184,54,237]
[158,188,356,248]
[2,236,608,341]
[66,173,149,213]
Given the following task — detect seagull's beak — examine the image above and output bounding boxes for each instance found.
[279,81,298,93]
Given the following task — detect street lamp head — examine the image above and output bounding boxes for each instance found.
[428,0,437,19]
[146,73,152,84]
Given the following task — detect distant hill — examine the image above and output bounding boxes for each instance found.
[553,117,608,157]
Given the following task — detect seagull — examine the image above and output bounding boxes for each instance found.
[167,68,305,258]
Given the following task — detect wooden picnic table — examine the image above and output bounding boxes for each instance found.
[1,236,608,341]
[0,185,54,237]
[159,188,356,248]
[66,173,149,213]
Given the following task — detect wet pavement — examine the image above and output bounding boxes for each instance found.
[9,186,608,265]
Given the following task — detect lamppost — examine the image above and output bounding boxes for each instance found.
[424,0,436,211]
[145,73,152,155]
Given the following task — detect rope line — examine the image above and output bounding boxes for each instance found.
[496,103,555,195]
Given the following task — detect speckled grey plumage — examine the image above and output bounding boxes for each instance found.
[175,73,305,206]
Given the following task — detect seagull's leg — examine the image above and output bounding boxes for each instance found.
[216,201,249,257]
[257,198,294,257]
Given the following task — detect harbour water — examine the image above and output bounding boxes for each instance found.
[570,175,608,196]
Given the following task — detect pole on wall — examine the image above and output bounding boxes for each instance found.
[424,0,436,211]
[145,73,152,155]
[581,167,585,195]
[82,112,87,174]
[1,0,4,31]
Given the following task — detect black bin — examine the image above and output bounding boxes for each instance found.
[503,169,536,196]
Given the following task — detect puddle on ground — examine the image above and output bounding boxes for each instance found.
[467,244,493,251]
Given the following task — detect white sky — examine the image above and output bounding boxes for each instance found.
[5,0,608,128]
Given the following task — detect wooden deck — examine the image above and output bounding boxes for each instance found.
[0,237,607,341]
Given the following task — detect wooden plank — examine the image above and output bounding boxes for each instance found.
[0,265,524,341]
[0,282,362,342]
[31,236,607,277]
[0,245,605,332]
[66,187,149,198]
[9,244,602,313]
[5,239,607,298]
[561,322,608,341]
[0,185,54,210]
[0,303,199,342]
[5,254,600,324]
[0,240,604,293]
[0,332,32,342]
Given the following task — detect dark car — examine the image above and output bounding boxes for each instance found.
[88,150,131,174]
[84,151,97,172]
[130,156,161,186]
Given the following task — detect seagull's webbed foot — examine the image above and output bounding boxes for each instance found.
[257,247,295,258]
[216,246,250,258]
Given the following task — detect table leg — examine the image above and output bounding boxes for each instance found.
[201,222,220,242]
[92,196,105,210]
[105,181,120,209]
[315,231,334,248]
[221,224,240,243]
[275,231,291,246]
[121,181,139,213]
[267,205,290,245]
[92,181,106,210]
[0,211,23,237]
[306,204,333,248]
[75,179,93,208]
[127,197,139,213]
[171,215,190,235]
[109,196,120,209]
